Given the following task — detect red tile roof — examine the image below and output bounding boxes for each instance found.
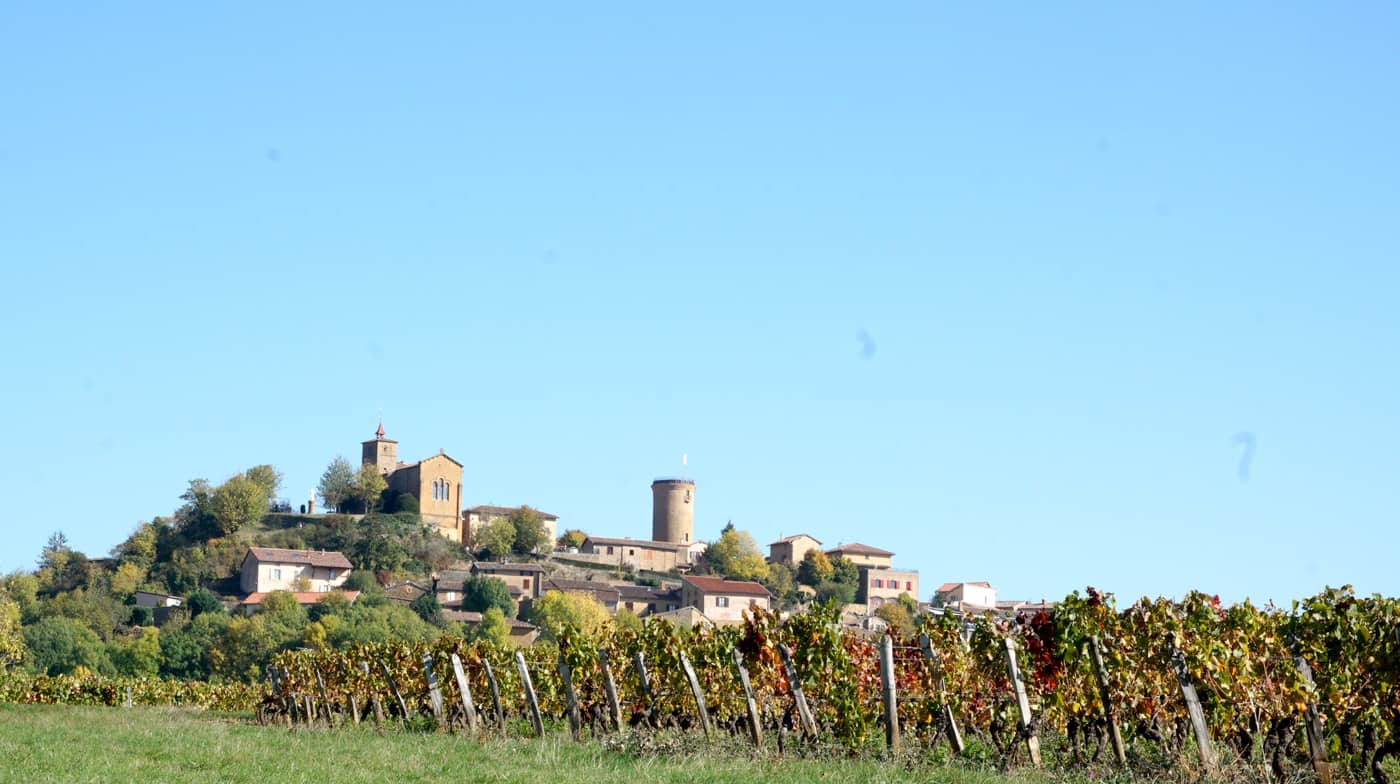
[770,534,822,546]
[825,543,895,557]
[245,547,353,570]
[242,590,360,606]
[682,575,772,598]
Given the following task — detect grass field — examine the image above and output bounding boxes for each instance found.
[0,704,1050,784]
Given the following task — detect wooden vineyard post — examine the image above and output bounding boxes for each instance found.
[557,654,583,740]
[314,668,335,727]
[378,659,409,719]
[777,643,818,739]
[482,658,505,732]
[918,633,964,754]
[679,652,713,737]
[339,661,360,726]
[422,653,445,726]
[1291,652,1332,784]
[732,647,764,748]
[515,651,545,737]
[633,652,656,725]
[1003,637,1042,767]
[124,686,133,708]
[880,635,901,755]
[304,694,316,726]
[1167,636,1217,776]
[1087,636,1127,766]
[598,650,624,733]
[360,662,384,724]
[449,654,479,736]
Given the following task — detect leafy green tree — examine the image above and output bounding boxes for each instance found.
[460,575,514,617]
[509,506,547,555]
[210,474,268,536]
[814,580,856,606]
[529,590,610,640]
[874,602,914,634]
[830,556,859,587]
[391,492,419,515]
[470,607,511,646]
[129,606,154,627]
[409,593,442,625]
[475,518,516,559]
[44,587,125,641]
[318,456,356,513]
[897,592,919,618]
[761,561,798,608]
[796,549,834,587]
[112,522,158,570]
[159,612,229,680]
[2,572,40,624]
[186,587,224,618]
[339,514,413,573]
[557,529,587,549]
[177,479,219,540]
[309,591,351,622]
[703,523,770,582]
[109,626,161,676]
[0,591,24,669]
[244,464,283,500]
[353,465,388,514]
[23,616,112,676]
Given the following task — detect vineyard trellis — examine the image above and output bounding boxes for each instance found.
[255,586,1400,784]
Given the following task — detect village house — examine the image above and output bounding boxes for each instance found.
[464,505,559,551]
[680,575,771,624]
[239,547,352,594]
[383,580,429,605]
[935,581,998,611]
[441,610,541,645]
[617,584,679,617]
[824,542,896,569]
[134,591,183,609]
[768,534,822,567]
[860,567,920,611]
[470,561,546,602]
[576,536,699,572]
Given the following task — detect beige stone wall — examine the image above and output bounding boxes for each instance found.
[362,439,398,476]
[651,480,695,544]
[770,536,821,566]
[863,568,919,609]
[580,541,680,572]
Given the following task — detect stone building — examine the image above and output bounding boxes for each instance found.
[361,423,464,542]
[768,534,822,567]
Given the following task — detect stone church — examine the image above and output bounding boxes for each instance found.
[362,423,464,542]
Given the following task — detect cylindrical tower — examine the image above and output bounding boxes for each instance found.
[651,478,695,544]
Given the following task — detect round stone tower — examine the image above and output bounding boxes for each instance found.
[651,478,695,544]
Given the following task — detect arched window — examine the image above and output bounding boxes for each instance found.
[431,480,439,501]
[442,480,449,502]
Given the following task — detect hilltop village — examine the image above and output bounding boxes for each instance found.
[0,423,1053,680]
[243,423,1050,642]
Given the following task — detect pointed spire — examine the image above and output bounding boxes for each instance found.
[376,421,385,439]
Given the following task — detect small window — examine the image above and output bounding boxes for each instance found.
[606,546,614,555]
[522,578,531,590]
[272,568,282,580]
[629,549,635,556]
[873,579,883,589]
[906,581,913,591]
[716,597,730,608]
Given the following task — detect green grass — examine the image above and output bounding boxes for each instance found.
[0,704,1043,784]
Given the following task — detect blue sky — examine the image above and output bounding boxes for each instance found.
[2,4,1396,605]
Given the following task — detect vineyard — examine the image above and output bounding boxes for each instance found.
[256,586,1400,784]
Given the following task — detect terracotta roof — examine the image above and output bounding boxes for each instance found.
[543,579,620,601]
[616,584,671,600]
[384,581,429,602]
[682,575,772,598]
[472,561,547,574]
[770,534,822,546]
[441,610,538,630]
[245,547,353,570]
[825,543,895,558]
[466,505,559,520]
[583,536,685,551]
[242,590,360,606]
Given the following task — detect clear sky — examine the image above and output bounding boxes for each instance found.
[2,4,1396,605]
